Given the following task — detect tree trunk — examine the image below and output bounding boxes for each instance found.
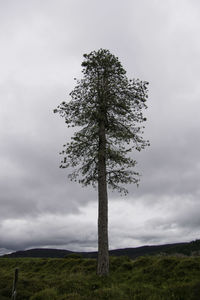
[97,120,109,276]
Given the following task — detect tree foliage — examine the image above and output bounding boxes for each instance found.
[54,49,149,194]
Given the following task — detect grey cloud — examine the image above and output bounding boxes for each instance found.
[1,0,200,252]
[0,206,98,252]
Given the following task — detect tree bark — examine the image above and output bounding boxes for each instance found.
[97,119,109,276]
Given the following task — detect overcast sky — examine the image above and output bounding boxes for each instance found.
[1,0,200,255]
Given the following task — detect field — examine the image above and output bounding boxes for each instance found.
[1,255,200,299]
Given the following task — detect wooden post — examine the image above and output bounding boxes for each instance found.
[11,268,19,300]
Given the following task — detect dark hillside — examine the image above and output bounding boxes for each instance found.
[2,239,200,259]
[2,248,73,258]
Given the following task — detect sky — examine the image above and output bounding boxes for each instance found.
[0,0,200,255]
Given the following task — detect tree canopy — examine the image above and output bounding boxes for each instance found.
[54,49,149,195]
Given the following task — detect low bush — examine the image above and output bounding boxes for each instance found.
[30,288,59,300]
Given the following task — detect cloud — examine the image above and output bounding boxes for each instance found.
[0,202,98,252]
[0,0,200,253]
[2,195,199,254]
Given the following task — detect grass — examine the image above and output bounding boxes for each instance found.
[0,255,200,299]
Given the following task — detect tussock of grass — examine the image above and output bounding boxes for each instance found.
[1,255,200,299]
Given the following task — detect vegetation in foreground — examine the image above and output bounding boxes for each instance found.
[1,255,200,300]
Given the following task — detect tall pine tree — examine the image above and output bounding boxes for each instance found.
[54,49,149,275]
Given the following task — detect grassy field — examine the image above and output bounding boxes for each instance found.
[0,255,200,299]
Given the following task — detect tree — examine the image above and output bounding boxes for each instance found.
[54,49,149,276]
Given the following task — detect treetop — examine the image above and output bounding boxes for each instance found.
[54,49,149,194]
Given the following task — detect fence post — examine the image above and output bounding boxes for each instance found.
[11,268,19,300]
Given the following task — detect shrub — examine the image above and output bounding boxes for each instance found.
[30,288,59,300]
[64,253,83,259]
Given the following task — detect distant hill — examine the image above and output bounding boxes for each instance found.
[2,240,200,259]
[2,248,74,258]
